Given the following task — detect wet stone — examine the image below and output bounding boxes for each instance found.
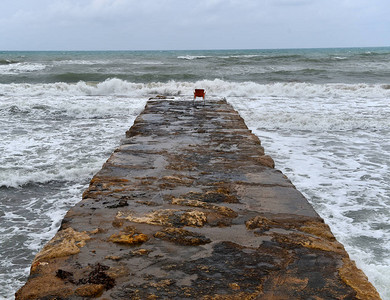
[108,232,149,245]
[78,263,115,290]
[75,284,105,297]
[154,228,211,246]
[16,99,380,300]
[106,199,129,209]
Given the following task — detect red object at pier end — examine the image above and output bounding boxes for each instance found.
[194,89,206,99]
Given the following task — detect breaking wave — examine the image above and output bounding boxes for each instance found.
[1,78,390,99]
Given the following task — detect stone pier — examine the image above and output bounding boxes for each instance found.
[16,99,380,299]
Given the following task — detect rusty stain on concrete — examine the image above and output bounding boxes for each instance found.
[16,99,380,299]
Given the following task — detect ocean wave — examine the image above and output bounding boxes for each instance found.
[0,62,47,74]
[332,56,348,60]
[131,61,165,65]
[178,54,289,61]
[228,54,263,59]
[0,94,147,188]
[0,167,93,188]
[2,78,390,99]
[177,55,210,60]
[50,72,113,83]
[255,110,388,132]
[261,54,303,60]
[0,129,116,188]
[54,59,108,65]
[52,59,165,66]
[360,51,390,56]
[229,96,390,133]
[0,59,18,65]
[177,54,264,60]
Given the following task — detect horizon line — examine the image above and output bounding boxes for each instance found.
[1,45,390,52]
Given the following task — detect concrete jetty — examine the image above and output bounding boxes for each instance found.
[16,99,380,299]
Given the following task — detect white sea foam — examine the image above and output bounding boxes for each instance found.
[228,54,263,58]
[53,59,108,65]
[227,95,390,299]
[0,93,147,298]
[177,55,210,60]
[1,79,389,299]
[0,94,147,188]
[2,47,390,299]
[0,62,47,74]
[177,54,263,60]
[2,78,390,100]
[132,61,165,65]
[0,181,87,298]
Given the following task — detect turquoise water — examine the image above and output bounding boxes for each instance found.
[1,47,390,84]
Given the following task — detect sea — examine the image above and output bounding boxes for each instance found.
[0,48,389,299]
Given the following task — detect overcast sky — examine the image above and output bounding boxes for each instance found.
[0,0,389,51]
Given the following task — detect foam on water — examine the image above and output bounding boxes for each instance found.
[177,55,210,60]
[2,78,390,99]
[0,92,148,298]
[1,48,390,298]
[0,62,47,75]
[0,181,88,297]
[228,95,390,299]
[1,77,389,298]
[0,94,147,188]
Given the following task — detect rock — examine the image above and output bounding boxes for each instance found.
[180,210,207,227]
[117,208,208,228]
[109,232,149,245]
[32,227,90,266]
[117,209,181,226]
[171,197,237,217]
[15,275,73,300]
[107,199,128,208]
[75,284,105,297]
[131,248,151,256]
[105,255,122,261]
[154,228,211,245]
[78,263,115,290]
[258,155,275,168]
[56,269,74,281]
[16,100,380,299]
[339,258,381,300]
[246,215,276,231]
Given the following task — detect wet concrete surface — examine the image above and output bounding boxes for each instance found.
[16,99,380,299]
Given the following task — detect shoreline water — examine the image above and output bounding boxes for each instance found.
[15,99,380,299]
[2,47,390,85]
[1,48,389,299]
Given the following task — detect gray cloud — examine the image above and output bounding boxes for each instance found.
[0,0,389,50]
